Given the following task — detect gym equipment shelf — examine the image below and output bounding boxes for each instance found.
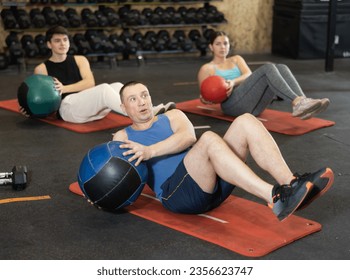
[0,0,226,66]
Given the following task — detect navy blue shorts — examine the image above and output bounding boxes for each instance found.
[160,160,236,214]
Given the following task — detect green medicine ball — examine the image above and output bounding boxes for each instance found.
[17,74,61,118]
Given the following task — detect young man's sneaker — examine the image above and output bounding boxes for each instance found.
[295,167,334,210]
[164,102,176,112]
[300,98,330,120]
[292,97,322,118]
[153,104,166,116]
[269,178,313,221]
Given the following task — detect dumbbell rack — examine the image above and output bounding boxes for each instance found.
[0,0,227,69]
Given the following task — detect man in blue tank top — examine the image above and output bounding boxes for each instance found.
[112,81,334,221]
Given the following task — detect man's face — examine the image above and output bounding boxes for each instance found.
[47,34,70,55]
[121,83,154,123]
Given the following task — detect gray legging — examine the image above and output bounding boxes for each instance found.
[221,64,305,116]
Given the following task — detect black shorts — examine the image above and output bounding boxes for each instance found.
[160,160,236,214]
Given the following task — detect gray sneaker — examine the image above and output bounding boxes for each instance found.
[292,97,322,118]
[300,98,330,120]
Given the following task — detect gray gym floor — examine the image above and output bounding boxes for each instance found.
[0,54,349,261]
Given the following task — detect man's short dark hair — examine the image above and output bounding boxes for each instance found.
[45,25,69,42]
[119,81,146,103]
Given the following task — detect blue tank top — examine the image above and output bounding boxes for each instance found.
[125,114,188,199]
[214,65,242,80]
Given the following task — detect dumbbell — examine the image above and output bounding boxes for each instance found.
[99,6,120,27]
[97,32,115,53]
[183,7,198,24]
[196,7,207,23]
[109,34,126,53]
[203,28,215,41]
[206,5,225,23]
[123,9,142,26]
[5,33,24,59]
[85,30,103,53]
[189,29,208,54]
[65,8,81,28]
[14,9,31,29]
[119,30,138,55]
[0,166,28,191]
[173,31,193,52]
[188,29,201,42]
[132,31,143,45]
[165,7,182,24]
[73,33,92,55]
[118,5,130,20]
[1,9,18,29]
[30,8,46,28]
[21,35,39,57]
[142,8,161,25]
[154,7,171,25]
[55,9,70,28]
[35,34,50,56]
[94,10,109,27]
[81,8,98,28]
[42,7,59,26]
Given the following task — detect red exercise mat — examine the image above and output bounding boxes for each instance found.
[69,182,321,257]
[176,99,335,136]
[0,99,132,133]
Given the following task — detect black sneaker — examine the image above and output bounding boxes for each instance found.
[295,167,334,210]
[270,178,313,221]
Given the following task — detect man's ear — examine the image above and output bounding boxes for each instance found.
[120,103,128,116]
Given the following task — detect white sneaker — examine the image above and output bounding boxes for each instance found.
[164,102,176,112]
[153,104,165,116]
[292,97,322,117]
[300,98,330,120]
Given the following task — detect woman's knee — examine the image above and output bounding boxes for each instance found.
[260,63,277,73]
[275,64,289,72]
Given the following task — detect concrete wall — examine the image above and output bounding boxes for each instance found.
[215,0,274,54]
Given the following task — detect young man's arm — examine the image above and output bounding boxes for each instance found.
[34,56,95,94]
[59,56,95,94]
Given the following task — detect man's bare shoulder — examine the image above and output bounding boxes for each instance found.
[112,129,128,142]
[74,55,88,62]
[164,108,187,119]
[34,63,47,75]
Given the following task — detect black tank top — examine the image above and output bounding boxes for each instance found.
[44,55,82,98]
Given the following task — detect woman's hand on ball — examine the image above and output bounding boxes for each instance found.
[120,140,153,166]
[225,80,234,97]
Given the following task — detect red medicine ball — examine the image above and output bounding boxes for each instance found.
[200,75,227,103]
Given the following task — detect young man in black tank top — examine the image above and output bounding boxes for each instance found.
[20,26,174,123]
